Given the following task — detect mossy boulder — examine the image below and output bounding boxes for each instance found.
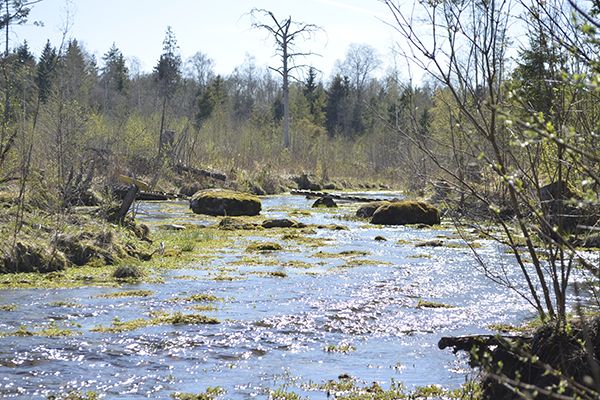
[356,201,390,218]
[262,218,305,228]
[55,233,120,266]
[190,189,261,216]
[2,241,68,273]
[312,195,337,208]
[370,201,440,226]
[246,242,283,252]
[218,216,259,230]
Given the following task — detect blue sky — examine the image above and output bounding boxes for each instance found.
[13,0,401,80]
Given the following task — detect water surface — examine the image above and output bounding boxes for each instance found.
[0,193,547,398]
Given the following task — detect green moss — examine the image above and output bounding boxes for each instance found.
[172,293,223,303]
[37,322,80,337]
[217,216,260,230]
[112,264,145,280]
[281,260,314,269]
[315,250,370,258]
[416,300,454,309]
[171,386,226,400]
[187,304,218,312]
[249,270,288,278]
[269,389,305,400]
[211,273,241,281]
[2,322,79,337]
[340,259,392,268]
[246,242,283,252]
[47,390,100,400]
[96,289,154,298]
[167,312,219,325]
[91,312,220,333]
[49,301,81,307]
[229,256,280,266]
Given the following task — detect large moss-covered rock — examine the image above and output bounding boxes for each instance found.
[190,189,261,216]
[2,241,68,273]
[356,201,390,218]
[370,201,440,226]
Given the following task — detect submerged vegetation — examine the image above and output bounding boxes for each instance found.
[91,311,220,333]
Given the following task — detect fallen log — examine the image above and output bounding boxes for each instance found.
[174,163,227,181]
[290,189,398,203]
[112,185,184,201]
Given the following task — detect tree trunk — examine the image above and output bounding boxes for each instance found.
[282,45,290,149]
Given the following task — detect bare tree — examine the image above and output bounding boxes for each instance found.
[250,8,321,149]
[383,0,600,327]
[185,51,214,88]
[338,43,381,95]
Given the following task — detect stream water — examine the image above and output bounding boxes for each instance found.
[0,193,565,399]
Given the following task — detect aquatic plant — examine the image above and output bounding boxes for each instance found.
[91,312,220,333]
[171,386,226,399]
[323,343,356,353]
[269,388,305,400]
[246,242,283,252]
[172,293,223,303]
[47,390,100,400]
[96,289,154,298]
[416,300,454,309]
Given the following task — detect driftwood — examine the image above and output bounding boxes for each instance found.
[174,163,227,181]
[112,185,183,201]
[290,189,398,203]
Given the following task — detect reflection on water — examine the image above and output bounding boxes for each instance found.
[0,193,544,398]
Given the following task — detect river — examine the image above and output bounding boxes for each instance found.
[0,193,546,399]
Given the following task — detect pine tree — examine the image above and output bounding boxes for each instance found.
[102,43,128,93]
[325,74,351,137]
[154,26,181,101]
[303,66,325,124]
[154,26,181,158]
[35,40,56,104]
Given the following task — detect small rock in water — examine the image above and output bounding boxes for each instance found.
[415,239,444,247]
[312,195,337,208]
[374,236,387,241]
